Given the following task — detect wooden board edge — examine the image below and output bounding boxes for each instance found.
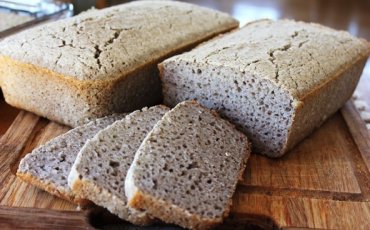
[341,101,370,175]
[0,205,92,229]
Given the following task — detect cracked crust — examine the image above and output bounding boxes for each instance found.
[164,19,370,100]
[0,1,238,81]
[160,19,370,156]
[0,1,238,127]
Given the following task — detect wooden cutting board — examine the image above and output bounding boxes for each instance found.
[0,100,369,229]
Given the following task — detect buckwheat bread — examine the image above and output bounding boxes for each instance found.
[0,1,238,127]
[68,105,169,225]
[159,19,370,157]
[16,114,126,204]
[125,101,251,230]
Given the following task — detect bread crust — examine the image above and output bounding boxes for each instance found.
[16,172,89,205]
[69,174,153,226]
[129,189,221,230]
[282,56,369,155]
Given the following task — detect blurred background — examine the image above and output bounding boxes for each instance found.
[100,0,370,40]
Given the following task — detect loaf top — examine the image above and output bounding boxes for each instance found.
[164,19,370,99]
[0,1,238,81]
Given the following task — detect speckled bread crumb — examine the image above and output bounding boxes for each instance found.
[16,114,126,204]
[160,19,370,157]
[0,1,238,127]
[125,101,251,230]
[68,105,169,225]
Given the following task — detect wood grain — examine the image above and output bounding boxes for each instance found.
[242,113,362,194]
[0,206,90,230]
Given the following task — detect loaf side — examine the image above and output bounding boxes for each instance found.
[0,57,161,126]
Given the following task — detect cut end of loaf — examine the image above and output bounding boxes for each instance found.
[160,59,294,157]
[160,19,370,158]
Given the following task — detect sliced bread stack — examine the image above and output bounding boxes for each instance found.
[17,113,126,204]
[68,105,169,225]
[125,101,251,229]
[17,101,251,229]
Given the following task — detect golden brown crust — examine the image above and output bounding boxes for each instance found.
[129,190,222,230]
[16,172,89,206]
[70,172,153,225]
[282,56,369,155]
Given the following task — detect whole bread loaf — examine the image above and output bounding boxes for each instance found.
[0,0,238,127]
[125,101,251,230]
[159,19,370,157]
[68,105,169,225]
[16,114,126,204]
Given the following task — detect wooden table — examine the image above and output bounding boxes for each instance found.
[1,0,370,229]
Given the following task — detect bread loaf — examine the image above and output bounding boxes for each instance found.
[125,101,251,230]
[0,0,238,127]
[68,105,169,225]
[16,114,126,204]
[159,19,370,157]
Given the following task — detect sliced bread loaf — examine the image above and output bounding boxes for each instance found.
[125,101,251,230]
[0,1,238,127]
[68,105,169,225]
[159,19,370,157]
[16,114,126,204]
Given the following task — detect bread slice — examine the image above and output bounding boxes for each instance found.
[125,101,251,230]
[16,114,126,204]
[0,1,238,127]
[159,19,370,157]
[68,105,169,225]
